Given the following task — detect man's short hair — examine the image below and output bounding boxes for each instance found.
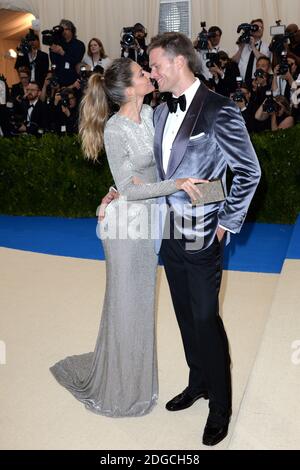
[251,19,264,26]
[257,55,271,65]
[28,80,41,90]
[208,26,222,36]
[148,32,198,74]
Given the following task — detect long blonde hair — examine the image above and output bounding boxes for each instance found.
[79,58,133,162]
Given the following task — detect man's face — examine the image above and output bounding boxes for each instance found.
[288,58,297,75]
[20,73,29,85]
[62,25,73,42]
[68,94,77,109]
[26,84,40,101]
[150,47,179,93]
[29,39,39,50]
[210,31,221,48]
[134,30,145,40]
[256,59,270,73]
[252,22,264,41]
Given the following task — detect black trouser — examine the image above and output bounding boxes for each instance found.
[160,235,232,418]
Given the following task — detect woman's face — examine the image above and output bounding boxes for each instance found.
[129,61,154,98]
[90,41,100,55]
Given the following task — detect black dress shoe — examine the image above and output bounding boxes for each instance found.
[202,415,229,446]
[166,387,208,411]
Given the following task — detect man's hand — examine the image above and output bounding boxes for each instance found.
[61,105,71,117]
[98,189,119,221]
[50,44,65,55]
[249,37,256,50]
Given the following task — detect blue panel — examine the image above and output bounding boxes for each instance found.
[0,215,296,273]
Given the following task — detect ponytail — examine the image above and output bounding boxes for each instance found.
[79,73,108,162]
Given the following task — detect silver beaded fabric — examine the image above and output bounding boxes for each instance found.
[50,105,177,417]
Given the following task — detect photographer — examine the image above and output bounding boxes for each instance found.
[209,51,240,97]
[14,31,49,88]
[121,23,149,70]
[195,25,225,81]
[255,94,294,131]
[10,66,30,103]
[286,24,300,65]
[232,19,271,88]
[0,74,11,137]
[49,87,79,135]
[272,54,299,101]
[49,19,85,86]
[17,81,48,135]
[83,38,112,72]
[40,67,60,103]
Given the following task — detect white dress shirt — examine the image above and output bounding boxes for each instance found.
[27,98,38,122]
[196,45,224,80]
[238,41,271,80]
[83,55,112,71]
[162,78,200,173]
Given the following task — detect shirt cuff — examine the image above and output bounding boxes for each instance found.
[218,224,236,234]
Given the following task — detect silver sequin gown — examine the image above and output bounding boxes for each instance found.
[50,105,177,417]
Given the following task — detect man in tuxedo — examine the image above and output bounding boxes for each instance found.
[18,81,47,135]
[15,33,49,89]
[148,32,261,446]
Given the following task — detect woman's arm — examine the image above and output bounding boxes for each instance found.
[255,103,270,121]
[104,126,202,201]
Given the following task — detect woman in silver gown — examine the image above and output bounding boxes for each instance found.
[50,58,201,417]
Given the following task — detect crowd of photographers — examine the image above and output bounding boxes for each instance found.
[0,17,300,138]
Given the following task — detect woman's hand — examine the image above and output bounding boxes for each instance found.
[98,189,119,221]
[175,178,209,202]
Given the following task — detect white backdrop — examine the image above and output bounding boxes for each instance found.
[1,0,300,60]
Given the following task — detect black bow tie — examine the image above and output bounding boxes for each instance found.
[167,94,186,113]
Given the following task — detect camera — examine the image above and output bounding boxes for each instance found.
[254,68,266,79]
[79,65,92,90]
[195,22,217,51]
[263,91,279,113]
[278,51,289,75]
[232,77,245,102]
[47,65,59,88]
[236,23,259,45]
[42,25,64,47]
[269,20,293,56]
[16,29,36,55]
[205,51,220,68]
[120,27,136,48]
[59,90,70,108]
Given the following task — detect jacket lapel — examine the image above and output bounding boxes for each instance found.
[153,103,169,180]
[166,84,208,179]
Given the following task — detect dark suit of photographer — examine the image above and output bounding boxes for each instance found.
[15,34,49,89]
[209,52,240,97]
[18,81,48,135]
[49,20,85,86]
[49,88,79,135]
